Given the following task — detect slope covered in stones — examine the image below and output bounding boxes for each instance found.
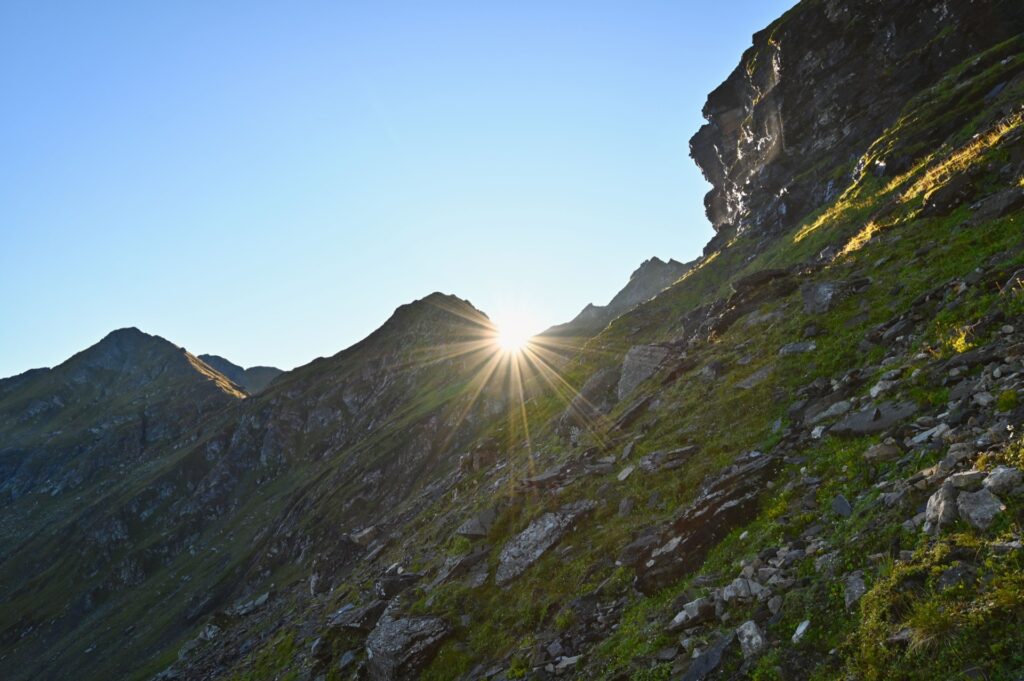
[4,2,1024,681]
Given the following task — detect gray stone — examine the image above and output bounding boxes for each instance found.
[957,488,1004,530]
[831,494,853,518]
[792,619,810,643]
[680,632,734,681]
[864,442,902,462]
[618,345,670,399]
[365,616,451,681]
[779,341,817,356]
[668,597,715,631]
[984,466,1023,495]
[831,401,918,437]
[924,483,959,534]
[455,508,497,539]
[495,500,596,584]
[844,571,866,610]
[802,281,849,314]
[737,365,773,390]
[735,620,766,658]
[948,470,986,491]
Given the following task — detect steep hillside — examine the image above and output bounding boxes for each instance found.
[198,355,283,395]
[3,2,1024,681]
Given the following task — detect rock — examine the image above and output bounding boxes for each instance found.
[668,597,716,631]
[844,571,866,610]
[779,341,817,356]
[801,281,850,314]
[984,466,1023,495]
[638,445,699,473]
[768,595,783,615]
[495,500,596,585]
[736,365,773,390]
[328,600,389,632]
[680,632,734,681]
[735,620,766,658]
[831,401,918,437]
[618,345,670,399]
[521,465,568,489]
[924,483,959,534]
[617,464,635,482]
[948,470,986,491]
[365,616,451,681]
[792,619,810,643]
[810,400,852,424]
[455,508,497,539]
[864,442,902,462]
[557,366,620,436]
[351,526,380,546]
[831,494,853,518]
[956,488,1004,530]
[633,451,779,594]
[375,572,422,600]
[617,496,635,517]
[721,577,753,602]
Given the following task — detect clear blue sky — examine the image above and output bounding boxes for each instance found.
[1,0,794,377]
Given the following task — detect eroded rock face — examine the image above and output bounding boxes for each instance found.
[689,0,1024,243]
[495,500,597,585]
[365,616,451,681]
[617,345,671,400]
[633,451,779,594]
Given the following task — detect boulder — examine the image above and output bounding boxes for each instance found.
[779,341,817,356]
[844,571,866,610]
[984,466,1022,495]
[680,631,735,681]
[924,483,959,534]
[375,572,422,600]
[801,281,849,314]
[455,508,497,539]
[495,500,596,585]
[667,597,716,631]
[328,600,389,632]
[365,616,451,681]
[957,488,1004,530]
[831,401,918,437]
[831,494,853,518]
[618,345,670,399]
[638,445,699,473]
[736,620,766,658]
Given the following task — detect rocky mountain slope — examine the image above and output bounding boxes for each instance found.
[197,355,283,395]
[3,1,1024,680]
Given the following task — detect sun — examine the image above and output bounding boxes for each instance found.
[494,317,535,354]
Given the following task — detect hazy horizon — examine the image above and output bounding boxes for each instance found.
[1,1,795,377]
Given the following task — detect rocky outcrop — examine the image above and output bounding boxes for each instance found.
[365,616,451,681]
[617,345,670,399]
[690,0,1024,245]
[496,500,597,585]
[631,450,780,594]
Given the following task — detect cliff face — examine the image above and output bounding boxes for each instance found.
[690,0,1024,249]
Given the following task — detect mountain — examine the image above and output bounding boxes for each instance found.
[4,1,1024,680]
[197,355,283,395]
[542,257,693,337]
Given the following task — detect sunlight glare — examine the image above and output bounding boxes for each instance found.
[494,316,535,354]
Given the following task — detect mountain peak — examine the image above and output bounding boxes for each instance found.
[544,256,692,337]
